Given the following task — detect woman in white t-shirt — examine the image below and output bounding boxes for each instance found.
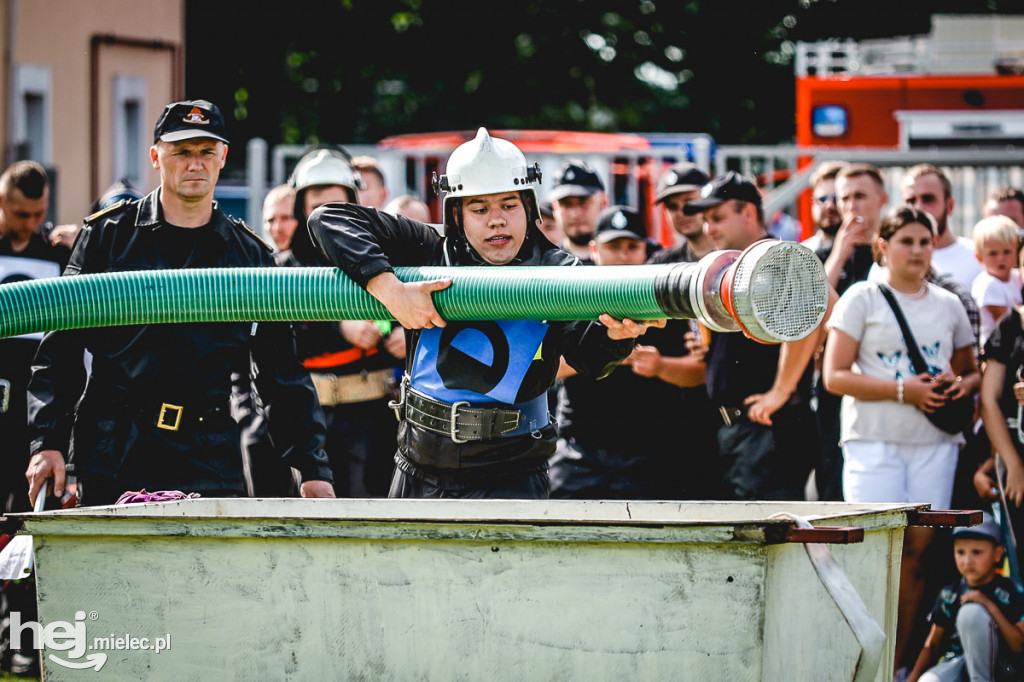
[823,204,979,672]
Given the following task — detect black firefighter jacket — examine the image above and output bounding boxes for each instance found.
[26,189,332,492]
[307,202,635,476]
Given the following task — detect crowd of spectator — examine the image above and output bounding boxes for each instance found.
[5,112,1024,679]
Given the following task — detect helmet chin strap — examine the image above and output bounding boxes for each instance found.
[445,198,475,260]
[445,193,541,265]
[519,191,542,234]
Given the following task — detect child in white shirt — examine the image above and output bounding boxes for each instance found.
[972,215,1023,349]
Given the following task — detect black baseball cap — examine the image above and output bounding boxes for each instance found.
[548,161,605,203]
[594,205,646,244]
[952,513,1002,545]
[683,171,762,215]
[153,99,229,145]
[655,162,711,204]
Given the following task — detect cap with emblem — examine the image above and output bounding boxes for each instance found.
[683,171,762,215]
[153,99,229,145]
[548,160,605,203]
[655,162,710,204]
[594,205,646,244]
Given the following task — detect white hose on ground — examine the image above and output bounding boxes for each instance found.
[771,512,887,682]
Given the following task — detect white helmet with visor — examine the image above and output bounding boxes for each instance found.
[434,128,542,230]
[289,148,364,202]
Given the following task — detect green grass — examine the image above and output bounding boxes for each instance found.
[0,673,39,681]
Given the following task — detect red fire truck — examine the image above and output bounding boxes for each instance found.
[791,71,1024,236]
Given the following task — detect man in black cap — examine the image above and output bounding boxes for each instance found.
[549,206,698,499]
[648,161,713,265]
[24,99,335,506]
[587,205,649,264]
[684,171,835,500]
[644,162,725,496]
[548,160,608,263]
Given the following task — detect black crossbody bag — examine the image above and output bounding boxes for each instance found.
[878,284,974,434]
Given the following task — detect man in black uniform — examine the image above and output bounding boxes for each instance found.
[647,161,712,265]
[279,146,404,498]
[549,206,698,499]
[548,160,609,264]
[24,99,334,506]
[0,161,73,514]
[0,162,75,679]
[307,128,661,499]
[644,161,725,497]
[684,172,833,500]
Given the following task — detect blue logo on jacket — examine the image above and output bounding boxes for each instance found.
[410,320,548,404]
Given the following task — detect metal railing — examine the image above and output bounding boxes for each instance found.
[243,138,1024,242]
[717,145,1024,239]
[244,136,715,241]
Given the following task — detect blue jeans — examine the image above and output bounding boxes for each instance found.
[920,602,1014,682]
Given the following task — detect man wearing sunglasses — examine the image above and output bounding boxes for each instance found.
[801,161,847,253]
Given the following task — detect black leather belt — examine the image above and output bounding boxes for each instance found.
[392,384,524,444]
[86,387,230,433]
[718,393,804,427]
[148,402,229,432]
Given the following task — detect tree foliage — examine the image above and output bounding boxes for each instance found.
[185,0,1020,172]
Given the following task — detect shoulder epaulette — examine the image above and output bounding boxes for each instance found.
[235,219,275,253]
[83,199,129,224]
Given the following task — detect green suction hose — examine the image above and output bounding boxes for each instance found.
[0,264,690,340]
[0,241,830,344]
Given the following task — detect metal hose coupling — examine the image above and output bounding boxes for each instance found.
[684,238,827,342]
[0,244,827,343]
[654,239,829,343]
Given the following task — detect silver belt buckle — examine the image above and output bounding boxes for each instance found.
[719,406,738,427]
[450,400,470,443]
[0,379,9,414]
[388,375,409,421]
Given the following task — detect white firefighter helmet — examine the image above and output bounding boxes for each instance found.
[435,128,542,228]
[289,147,364,201]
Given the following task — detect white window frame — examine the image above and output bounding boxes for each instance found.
[895,110,1024,150]
[11,63,52,164]
[111,75,147,187]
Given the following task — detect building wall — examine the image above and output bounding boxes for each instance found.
[1,0,184,224]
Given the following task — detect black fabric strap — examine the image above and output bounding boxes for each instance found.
[878,284,929,376]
